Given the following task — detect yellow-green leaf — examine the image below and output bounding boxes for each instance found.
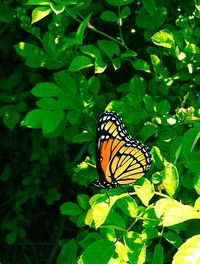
[155,198,200,226]
[134,179,154,206]
[31,6,52,24]
[172,235,200,264]
[152,29,175,49]
[162,162,179,197]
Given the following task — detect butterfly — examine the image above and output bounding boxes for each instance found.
[93,110,152,190]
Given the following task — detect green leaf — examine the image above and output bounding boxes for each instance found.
[14,42,45,68]
[95,59,107,73]
[6,232,17,245]
[86,193,127,228]
[60,202,82,216]
[106,0,135,6]
[156,100,170,115]
[193,174,200,195]
[31,82,62,97]
[78,239,115,264]
[0,3,15,23]
[132,59,151,72]
[88,76,101,94]
[73,131,93,143]
[154,198,200,226]
[139,124,156,142]
[21,109,45,128]
[124,232,146,264]
[36,98,62,110]
[151,146,166,169]
[155,6,167,27]
[100,10,118,22]
[151,55,169,77]
[57,239,77,264]
[77,194,90,211]
[76,14,91,44]
[3,109,20,130]
[50,3,65,15]
[111,57,121,70]
[121,50,137,58]
[143,95,154,112]
[152,29,175,49]
[69,56,93,72]
[120,6,131,18]
[80,233,102,249]
[98,40,120,58]
[172,235,200,264]
[116,196,138,218]
[163,231,183,248]
[31,6,52,24]
[26,0,51,5]
[67,110,81,125]
[129,75,146,96]
[80,44,101,59]
[45,187,61,205]
[162,162,179,197]
[134,178,154,206]
[54,72,78,94]
[182,126,200,158]
[42,110,64,134]
[142,0,157,16]
[104,211,126,229]
[152,244,164,264]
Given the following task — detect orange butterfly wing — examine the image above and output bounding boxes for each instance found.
[93,111,151,189]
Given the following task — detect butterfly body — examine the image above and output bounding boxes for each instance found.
[94,111,152,190]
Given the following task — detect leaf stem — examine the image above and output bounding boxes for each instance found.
[65,9,129,50]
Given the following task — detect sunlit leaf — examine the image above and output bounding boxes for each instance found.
[134,178,154,206]
[162,162,179,197]
[172,235,200,264]
[154,198,200,226]
[31,6,52,24]
[152,29,175,49]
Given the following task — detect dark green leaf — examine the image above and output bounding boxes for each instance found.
[100,10,117,22]
[163,231,183,248]
[142,0,157,16]
[57,239,77,264]
[106,0,135,6]
[3,109,20,130]
[152,244,164,264]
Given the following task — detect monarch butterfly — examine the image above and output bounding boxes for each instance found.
[93,110,152,190]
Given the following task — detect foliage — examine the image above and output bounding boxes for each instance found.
[1,0,200,263]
